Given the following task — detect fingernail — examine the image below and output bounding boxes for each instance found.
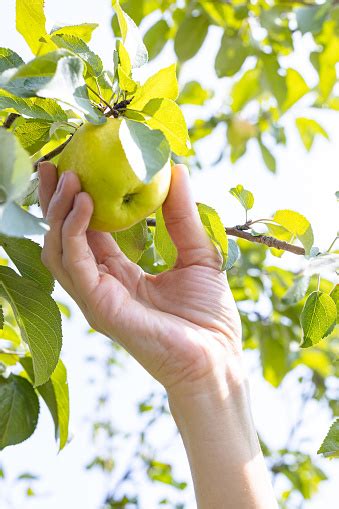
[56,173,66,194]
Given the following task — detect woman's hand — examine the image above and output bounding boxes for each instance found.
[38,163,242,397]
[39,162,278,508]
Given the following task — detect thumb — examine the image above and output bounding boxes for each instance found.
[162,164,221,269]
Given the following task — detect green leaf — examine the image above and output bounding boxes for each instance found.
[273,209,314,255]
[51,34,104,78]
[119,119,170,183]
[197,203,228,270]
[0,323,21,347]
[229,184,254,211]
[20,357,69,450]
[0,94,67,122]
[215,34,249,78]
[259,324,289,387]
[0,266,62,386]
[0,304,3,329]
[174,14,209,62]
[0,352,19,366]
[282,69,309,112]
[1,51,106,125]
[112,0,148,68]
[16,0,54,55]
[178,81,212,106]
[300,291,337,348]
[154,207,177,268]
[260,53,287,107]
[225,239,240,271]
[50,23,98,43]
[116,40,131,76]
[227,118,257,164]
[131,64,179,111]
[0,235,54,294]
[57,302,71,319]
[15,119,51,155]
[230,68,260,112]
[0,131,45,236]
[0,129,32,203]
[141,98,190,156]
[113,220,148,263]
[17,473,39,481]
[147,460,187,490]
[282,276,310,306]
[317,419,339,458]
[267,223,293,243]
[330,284,339,323]
[0,48,24,74]
[200,0,237,28]
[0,374,39,449]
[143,19,170,60]
[296,117,329,151]
[117,65,138,94]
[259,141,276,173]
[318,36,339,100]
[296,4,330,35]
[0,201,47,237]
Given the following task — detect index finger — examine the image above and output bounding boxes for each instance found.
[38,162,58,217]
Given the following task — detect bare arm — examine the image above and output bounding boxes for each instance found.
[168,381,278,509]
[38,162,278,508]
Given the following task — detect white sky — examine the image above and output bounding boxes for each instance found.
[0,1,338,508]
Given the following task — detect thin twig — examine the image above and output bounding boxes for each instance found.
[225,227,305,255]
[2,113,20,129]
[86,83,112,111]
[327,235,338,253]
[33,137,72,170]
[146,218,305,256]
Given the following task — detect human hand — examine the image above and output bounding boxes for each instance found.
[38,163,242,399]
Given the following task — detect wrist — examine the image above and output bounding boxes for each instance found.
[167,376,256,440]
[166,351,250,421]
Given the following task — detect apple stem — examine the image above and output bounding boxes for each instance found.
[86,84,113,111]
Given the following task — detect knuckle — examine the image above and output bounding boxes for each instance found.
[165,212,190,228]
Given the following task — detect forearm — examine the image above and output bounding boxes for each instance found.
[168,379,278,509]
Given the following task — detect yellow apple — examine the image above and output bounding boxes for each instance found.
[57,118,171,232]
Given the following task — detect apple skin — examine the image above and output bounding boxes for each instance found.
[57,118,171,232]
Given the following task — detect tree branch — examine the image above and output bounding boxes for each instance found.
[146,218,305,256]
[33,137,72,170]
[2,113,20,129]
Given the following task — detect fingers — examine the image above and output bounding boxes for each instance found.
[162,164,221,269]
[87,231,143,293]
[87,230,126,265]
[42,171,81,269]
[39,171,83,301]
[61,192,100,295]
[38,162,58,217]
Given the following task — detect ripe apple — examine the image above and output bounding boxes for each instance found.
[57,118,171,232]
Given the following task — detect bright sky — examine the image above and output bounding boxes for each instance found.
[0,1,338,508]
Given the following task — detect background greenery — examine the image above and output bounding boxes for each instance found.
[0,1,338,508]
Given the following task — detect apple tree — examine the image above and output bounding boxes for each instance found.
[0,1,338,508]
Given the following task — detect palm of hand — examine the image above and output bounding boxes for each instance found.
[88,251,242,391]
[39,162,243,394]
